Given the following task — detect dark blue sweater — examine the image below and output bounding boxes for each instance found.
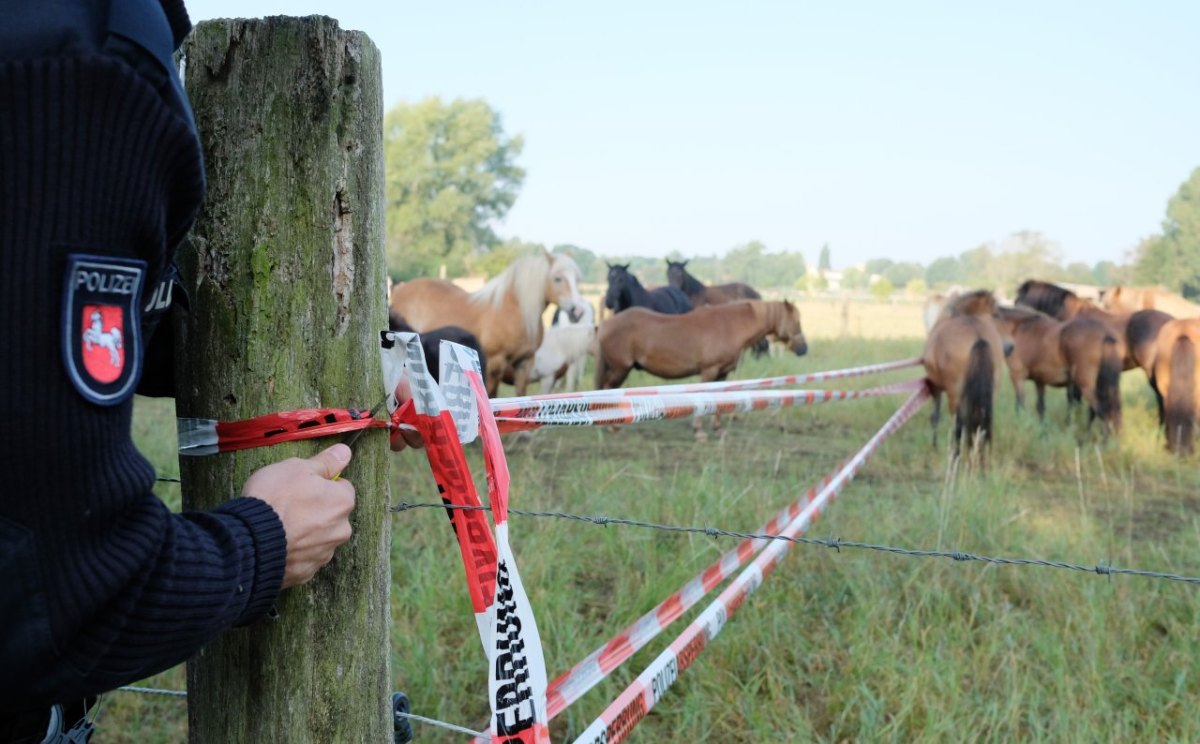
[0,0,288,711]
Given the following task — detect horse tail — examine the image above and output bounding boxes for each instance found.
[593,334,608,389]
[963,338,994,449]
[1166,335,1195,453]
[1095,334,1122,432]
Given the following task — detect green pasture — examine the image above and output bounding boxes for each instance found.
[103,332,1200,743]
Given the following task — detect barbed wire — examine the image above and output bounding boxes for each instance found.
[114,685,480,738]
[116,685,187,697]
[391,501,1200,586]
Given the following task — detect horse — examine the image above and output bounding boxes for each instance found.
[604,263,693,315]
[594,300,807,439]
[993,305,1070,421]
[388,250,586,396]
[82,310,123,366]
[664,259,768,356]
[388,313,487,385]
[1015,279,1091,321]
[1154,318,1200,453]
[1102,285,1200,319]
[1126,309,1175,427]
[529,300,596,393]
[923,291,1007,460]
[1058,316,1125,435]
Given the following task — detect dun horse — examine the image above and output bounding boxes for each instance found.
[604,263,692,314]
[923,290,1007,460]
[388,251,586,396]
[594,300,807,438]
[1102,285,1200,318]
[1154,318,1200,453]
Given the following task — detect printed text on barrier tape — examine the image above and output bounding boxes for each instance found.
[457,344,552,744]
[571,388,930,744]
[177,408,386,455]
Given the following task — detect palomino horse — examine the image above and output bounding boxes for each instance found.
[665,259,768,357]
[594,300,807,438]
[1154,318,1200,453]
[388,251,586,396]
[1102,285,1200,319]
[923,290,1007,459]
[604,264,693,314]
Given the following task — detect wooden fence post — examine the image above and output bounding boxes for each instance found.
[175,17,390,742]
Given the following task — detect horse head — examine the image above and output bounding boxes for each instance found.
[665,259,688,289]
[772,300,808,356]
[546,251,587,322]
[605,263,632,311]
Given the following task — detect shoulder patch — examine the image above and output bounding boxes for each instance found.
[62,254,147,406]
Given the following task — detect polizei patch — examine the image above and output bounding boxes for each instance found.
[62,254,146,405]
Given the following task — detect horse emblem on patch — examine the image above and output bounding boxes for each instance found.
[62,254,146,405]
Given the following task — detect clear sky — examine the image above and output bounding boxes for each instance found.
[188,0,1200,269]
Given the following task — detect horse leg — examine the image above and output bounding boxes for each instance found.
[929,389,942,448]
[1035,382,1046,422]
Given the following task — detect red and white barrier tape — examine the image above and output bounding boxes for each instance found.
[571,386,930,744]
[491,380,923,434]
[176,379,923,454]
[494,356,922,410]
[381,334,551,743]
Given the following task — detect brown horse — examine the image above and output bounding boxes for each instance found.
[1102,285,1200,318]
[923,292,1007,459]
[1154,318,1200,453]
[388,251,586,396]
[1058,316,1124,435]
[665,260,762,305]
[1016,279,1134,370]
[1126,309,1174,427]
[594,300,807,438]
[595,300,807,388]
[993,306,1070,420]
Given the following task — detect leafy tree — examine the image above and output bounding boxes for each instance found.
[883,261,924,287]
[818,244,831,271]
[470,238,540,278]
[1135,167,1200,295]
[554,244,604,283]
[870,276,894,300]
[840,266,868,290]
[905,278,928,297]
[925,256,964,287]
[384,97,525,279]
[864,258,894,276]
[1063,262,1094,284]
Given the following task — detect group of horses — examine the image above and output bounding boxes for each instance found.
[386,254,809,438]
[924,280,1200,459]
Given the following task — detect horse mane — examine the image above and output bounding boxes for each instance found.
[668,261,705,295]
[1016,279,1077,318]
[471,252,566,341]
[995,304,1049,327]
[943,289,996,317]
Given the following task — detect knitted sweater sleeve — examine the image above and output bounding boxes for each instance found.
[0,0,290,711]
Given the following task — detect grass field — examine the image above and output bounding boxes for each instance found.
[101,319,1200,742]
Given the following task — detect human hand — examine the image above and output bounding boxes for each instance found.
[243,444,356,589]
[389,378,424,452]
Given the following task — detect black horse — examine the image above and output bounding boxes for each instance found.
[389,311,487,383]
[604,263,692,314]
[665,259,767,356]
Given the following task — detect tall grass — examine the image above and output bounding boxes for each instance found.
[104,334,1200,742]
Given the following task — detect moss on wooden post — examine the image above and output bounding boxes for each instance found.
[176,17,390,742]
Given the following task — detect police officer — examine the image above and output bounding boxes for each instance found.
[0,2,359,739]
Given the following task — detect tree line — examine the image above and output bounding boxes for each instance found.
[384,97,1198,296]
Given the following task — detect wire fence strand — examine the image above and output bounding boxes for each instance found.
[391,501,1200,586]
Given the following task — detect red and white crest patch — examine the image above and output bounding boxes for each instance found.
[62,255,145,405]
